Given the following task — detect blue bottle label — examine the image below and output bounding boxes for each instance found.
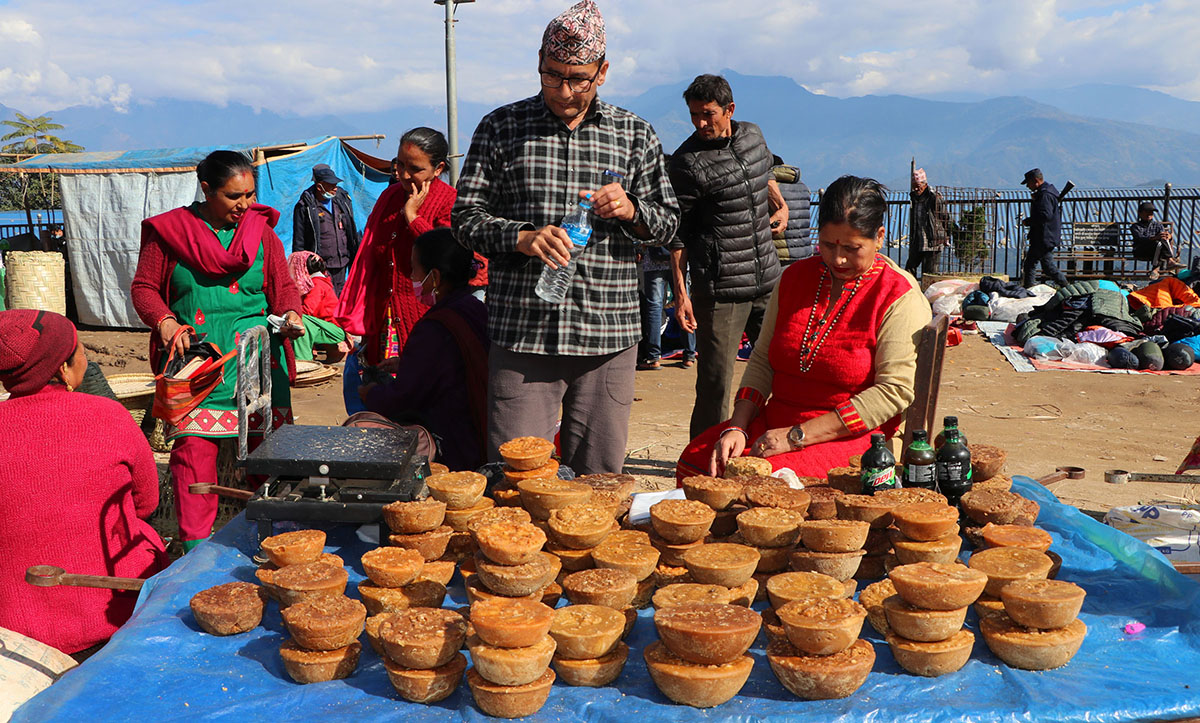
[563,223,591,247]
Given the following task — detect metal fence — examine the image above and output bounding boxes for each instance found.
[811,184,1199,280]
[0,220,56,251]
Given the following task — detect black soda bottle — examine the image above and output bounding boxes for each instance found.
[860,433,898,494]
[936,427,973,505]
[902,430,937,490]
[934,415,968,450]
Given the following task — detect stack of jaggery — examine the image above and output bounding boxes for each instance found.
[767,594,875,700]
[982,578,1087,670]
[645,602,760,707]
[421,471,491,560]
[378,607,468,704]
[367,500,453,614]
[760,570,851,650]
[959,486,1042,549]
[735,474,812,601]
[591,526,660,611]
[884,561,987,677]
[463,597,558,716]
[465,519,559,609]
[494,436,559,508]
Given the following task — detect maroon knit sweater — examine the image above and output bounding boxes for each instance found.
[0,386,167,653]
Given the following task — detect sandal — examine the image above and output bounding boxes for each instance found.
[636,360,661,371]
[681,357,695,368]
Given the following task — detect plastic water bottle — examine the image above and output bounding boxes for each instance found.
[535,199,593,304]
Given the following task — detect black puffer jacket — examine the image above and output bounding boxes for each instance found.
[772,164,813,266]
[668,120,781,302]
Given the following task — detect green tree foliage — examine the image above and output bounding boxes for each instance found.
[0,112,83,223]
[950,205,991,269]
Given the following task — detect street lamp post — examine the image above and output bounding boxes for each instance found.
[434,0,474,186]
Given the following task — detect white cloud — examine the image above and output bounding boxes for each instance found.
[0,0,1198,119]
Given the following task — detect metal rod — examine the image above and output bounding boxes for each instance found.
[444,0,460,186]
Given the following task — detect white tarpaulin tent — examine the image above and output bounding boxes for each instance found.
[0,137,389,328]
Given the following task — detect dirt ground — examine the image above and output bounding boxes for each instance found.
[80,327,1200,519]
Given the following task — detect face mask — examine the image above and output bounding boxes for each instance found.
[322,190,337,200]
[412,271,436,306]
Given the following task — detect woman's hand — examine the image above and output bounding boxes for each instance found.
[376,357,402,375]
[709,429,747,476]
[404,180,432,223]
[159,317,190,357]
[279,311,306,338]
[749,427,793,458]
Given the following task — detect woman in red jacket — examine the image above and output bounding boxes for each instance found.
[336,128,462,370]
[131,150,304,551]
[0,310,167,656]
[287,250,349,362]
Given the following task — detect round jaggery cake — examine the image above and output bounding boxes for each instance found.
[766,637,875,701]
[682,475,744,511]
[379,607,467,651]
[562,567,638,608]
[891,502,960,541]
[682,543,760,587]
[1013,496,1041,526]
[550,604,625,660]
[653,583,735,609]
[804,485,845,520]
[876,487,948,506]
[360,546,425,588]
[736,506,804,548]
[273,561,348,593]
[574,472,637,498]
[474,520,547,565]
[888,561,987,610]
[745,484,811,513]
[424,471,487,510]
[653,602,761,665]
[499,436,556,471]
[260,529,326,567]
[190,581,265,636]
[279,639,360,684]
[651,498,717,525]
[858,578,897,636]
[503,458,560,484]
[973,474,1013,492]
[282,594,367,651]
[606,529,652,547]
[469,598,554,648]
[358,579,447,615]
[549,503,613,546]
[886,629,974,677]
[592,541,661,581]
[825,466,863,494]
[766,571,848,607]
[724,456,774,479]
[981,523,1053,552]
[777,596,866,628]
[382,497,447,534]
[961,488,1024,526]
[968,547,1054,596]
[642,640,754,708]
[835,494,899,528]
[979,611,1087,670]
[517,477,594,519]
[467,506,532,536]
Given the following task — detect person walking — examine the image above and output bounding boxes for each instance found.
[1020,168,1068,288]
[453,0,679,475]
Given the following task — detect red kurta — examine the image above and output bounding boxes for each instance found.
[678,255,912,480]
[335,178,457,365]
[0,386,167,653]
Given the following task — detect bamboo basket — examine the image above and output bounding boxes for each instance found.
[5,251,65,315]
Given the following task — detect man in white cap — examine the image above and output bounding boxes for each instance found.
[906,167,949,279]
[454,0,680,475]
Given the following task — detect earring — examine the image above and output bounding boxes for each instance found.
[65,382,74,392]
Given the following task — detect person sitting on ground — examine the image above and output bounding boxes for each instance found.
[287,251,350,363]
[357,228,489,471]
[676,175,932,481]
[0,310,167,658]
[1131,201,1184,280]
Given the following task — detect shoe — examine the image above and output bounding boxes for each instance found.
[1149,269,1161,281]
[1167,259,1186,270]
[636,360,661,371]
[681,357,695,368]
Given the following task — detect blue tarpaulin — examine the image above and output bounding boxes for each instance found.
[16,477,1200,721]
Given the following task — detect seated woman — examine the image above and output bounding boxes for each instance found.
[287,250,350,363]
[677,175,932,481]
[358,228,489,471]
[0,310,167,656]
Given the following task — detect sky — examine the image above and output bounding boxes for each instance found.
[1,0,1198,116]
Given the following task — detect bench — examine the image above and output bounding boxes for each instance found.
[1058,221,1171,281]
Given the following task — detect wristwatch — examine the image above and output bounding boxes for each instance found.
[787,424,805,450]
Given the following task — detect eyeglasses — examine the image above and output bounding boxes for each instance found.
[539,64,602,93]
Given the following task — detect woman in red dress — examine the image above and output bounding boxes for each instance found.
[336,128,459,368]
[677,176,932,481]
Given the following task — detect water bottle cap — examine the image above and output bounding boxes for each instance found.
[580,196,593,209]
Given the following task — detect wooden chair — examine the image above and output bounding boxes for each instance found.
[902,313,950,449]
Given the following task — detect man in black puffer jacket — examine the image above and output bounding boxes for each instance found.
[668,74,785,438]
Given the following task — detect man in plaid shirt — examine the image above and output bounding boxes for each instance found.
[453,0,679,474]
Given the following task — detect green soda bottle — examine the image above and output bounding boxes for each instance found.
[860,433,898,495]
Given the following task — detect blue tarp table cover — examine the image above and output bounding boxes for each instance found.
[16,478,1200,721]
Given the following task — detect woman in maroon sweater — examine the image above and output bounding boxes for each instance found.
[131,150,303,550]
[0,310,167,655]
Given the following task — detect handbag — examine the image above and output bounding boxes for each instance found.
[152,324,237,426]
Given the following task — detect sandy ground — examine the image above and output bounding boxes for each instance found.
[80,327,1200,519]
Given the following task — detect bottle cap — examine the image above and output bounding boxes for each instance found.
[912,430,928,441]
[944,415,958,426]
[870,432,885,444]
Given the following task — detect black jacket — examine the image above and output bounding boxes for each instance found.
[291,186,361,263]
[668,120,781,302]
[1025,182,1062,250]
[772,165,812,266]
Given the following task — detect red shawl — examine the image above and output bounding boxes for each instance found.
[335,178,456,356]
[142,204,280,277]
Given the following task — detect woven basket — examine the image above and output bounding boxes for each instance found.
[6,251,65,315]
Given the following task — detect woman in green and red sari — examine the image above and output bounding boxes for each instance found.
[677,175,931,482]
[132,150,304,551]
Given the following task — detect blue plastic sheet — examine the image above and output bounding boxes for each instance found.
[16,478,1200,722]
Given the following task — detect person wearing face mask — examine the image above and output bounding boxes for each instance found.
[0,310,168,658]
[675,176,931,481]
[132,150,304,551]
[291,163,362,294]
[336,128,459,375]
[356,228,489,471]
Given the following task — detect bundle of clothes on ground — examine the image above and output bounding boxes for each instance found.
[926,273,1200,371]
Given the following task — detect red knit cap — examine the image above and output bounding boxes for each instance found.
[0,309,79,396]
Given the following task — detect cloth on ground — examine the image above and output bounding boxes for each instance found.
[1128,277,1200,310]
[979,275,1033,298]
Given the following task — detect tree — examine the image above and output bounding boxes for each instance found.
[950,205,991,271]
[1,112,83,228]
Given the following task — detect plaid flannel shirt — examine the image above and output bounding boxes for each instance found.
[453,94,679,356]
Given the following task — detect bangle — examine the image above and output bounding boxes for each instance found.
[720,425,750,441]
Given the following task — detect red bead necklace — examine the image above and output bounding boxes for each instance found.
[796,256,882,372]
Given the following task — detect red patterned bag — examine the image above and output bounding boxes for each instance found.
[152,325,237,426]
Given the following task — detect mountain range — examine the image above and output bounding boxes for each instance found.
[5,73,1200,190]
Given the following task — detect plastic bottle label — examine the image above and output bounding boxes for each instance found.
[562,223,591,247]
[937,462,971,486]
[903,464,936,488]
[861,466,897,492]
